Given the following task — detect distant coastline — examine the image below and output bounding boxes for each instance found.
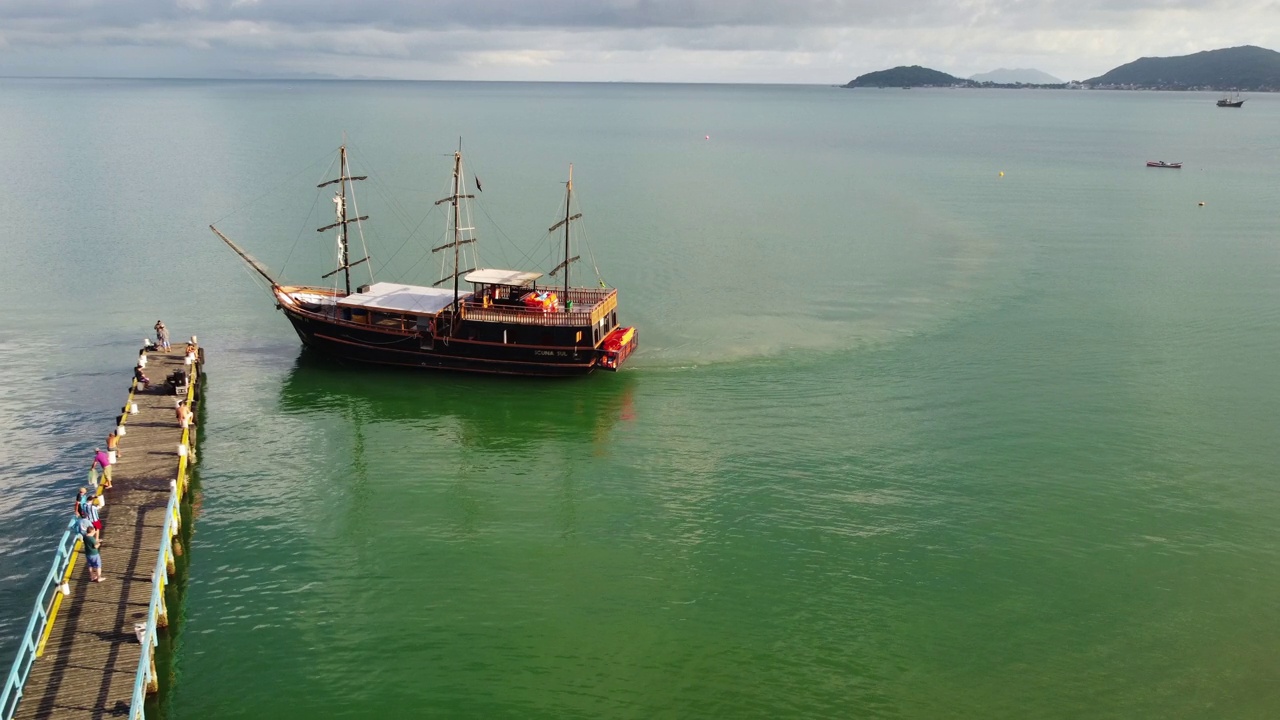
[0,73,1274,92]
[841,84,1275,92]
[844,45,1280,92]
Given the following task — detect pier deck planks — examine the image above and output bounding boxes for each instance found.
[15,349,199,720]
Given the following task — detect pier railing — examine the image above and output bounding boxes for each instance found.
[1,359,194,720]
[1,374,144,720]
[128,490,181,720]
[0,520,83,720]
[127,365,197,720]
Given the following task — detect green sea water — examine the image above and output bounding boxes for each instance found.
[2,80,1280,718]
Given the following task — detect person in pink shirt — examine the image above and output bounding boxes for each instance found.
[91,448,113,489]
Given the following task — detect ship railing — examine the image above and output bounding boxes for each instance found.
[464,288,617,327]
[1,519,83,720]
[462,306,594,327]
[488,287,614,305]
[557,288,616,305]
[128,372,197,720]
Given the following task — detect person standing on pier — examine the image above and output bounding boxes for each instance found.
[155,320,170,351]
[73,487,91,533]
[107,429,121,460]
[91,448,113,489]
[74,487,101,539]
[176,401,196,429]
[83,525,103,582]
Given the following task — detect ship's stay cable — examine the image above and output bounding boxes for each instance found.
[537,182,606,287]
[237,260,271,293]
[457,152,513,270]
[287,154,339,281]
[463,149,558,272]
[209,148,333,227]
[329,145,437,289]
[471,196,539,272]
[349,141,431,239]
[456,159,481,277]
[570,184,607,286]
[365,195,437,277]
[346,180,375,286]
[373,204,440,281]
[459,163,482,278]
[207,148,334,281]
[400,223,448,282]
[433,163,485,286]
[462,153,563,274]
[400,243,433,281]
[343,145,448,284]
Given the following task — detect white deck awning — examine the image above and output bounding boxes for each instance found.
[463,268,543,286]
[336,282,466,315]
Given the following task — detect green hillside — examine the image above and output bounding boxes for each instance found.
[1086,45,1280,90]
[844,66,962,88]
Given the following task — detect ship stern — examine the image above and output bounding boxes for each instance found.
[597,326,637,371]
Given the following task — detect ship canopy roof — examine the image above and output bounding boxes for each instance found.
[464,269,542,287]
[336,282,465,315]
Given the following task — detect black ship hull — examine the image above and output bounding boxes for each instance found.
[281,305,602,377]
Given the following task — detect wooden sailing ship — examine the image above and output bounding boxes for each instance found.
[211,146,636,377]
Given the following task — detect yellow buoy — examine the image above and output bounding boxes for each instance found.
[999,171,1004,177]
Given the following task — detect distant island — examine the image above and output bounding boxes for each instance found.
[843,65,1066,89]
[1085,45,1280,90]
[844,45,1280,91]
[844,66,964,88]
[970,68,1062,84]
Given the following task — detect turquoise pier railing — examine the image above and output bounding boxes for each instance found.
[3,358,196,719]
[1,519,83,720]
[128,486,183,720]
[128,371,196,719]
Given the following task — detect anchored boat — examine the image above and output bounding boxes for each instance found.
[1146,160,1182,169]
[212,146,636,377]
[1216,92,1245,108]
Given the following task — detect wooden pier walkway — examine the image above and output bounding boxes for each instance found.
[13,348,201,720]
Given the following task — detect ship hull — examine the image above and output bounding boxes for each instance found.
[280,305,602,377]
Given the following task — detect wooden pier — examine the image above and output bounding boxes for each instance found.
[11,347,202,720]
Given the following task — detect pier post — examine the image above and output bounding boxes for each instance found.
[157,580,169,629]
[147,651,159,694]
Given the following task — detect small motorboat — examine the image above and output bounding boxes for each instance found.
[1146,161,1182,169]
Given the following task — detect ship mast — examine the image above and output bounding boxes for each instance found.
[548,164,582,298]
[316,145,369,295]
[432,150,477,312]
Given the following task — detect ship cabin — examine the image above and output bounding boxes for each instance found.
[459,269,622,350]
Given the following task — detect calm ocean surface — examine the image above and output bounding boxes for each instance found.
[2,80,1279,718]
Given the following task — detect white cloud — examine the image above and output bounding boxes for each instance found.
[0,0,1277,81]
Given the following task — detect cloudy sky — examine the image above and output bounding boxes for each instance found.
[1,0,1277,83]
